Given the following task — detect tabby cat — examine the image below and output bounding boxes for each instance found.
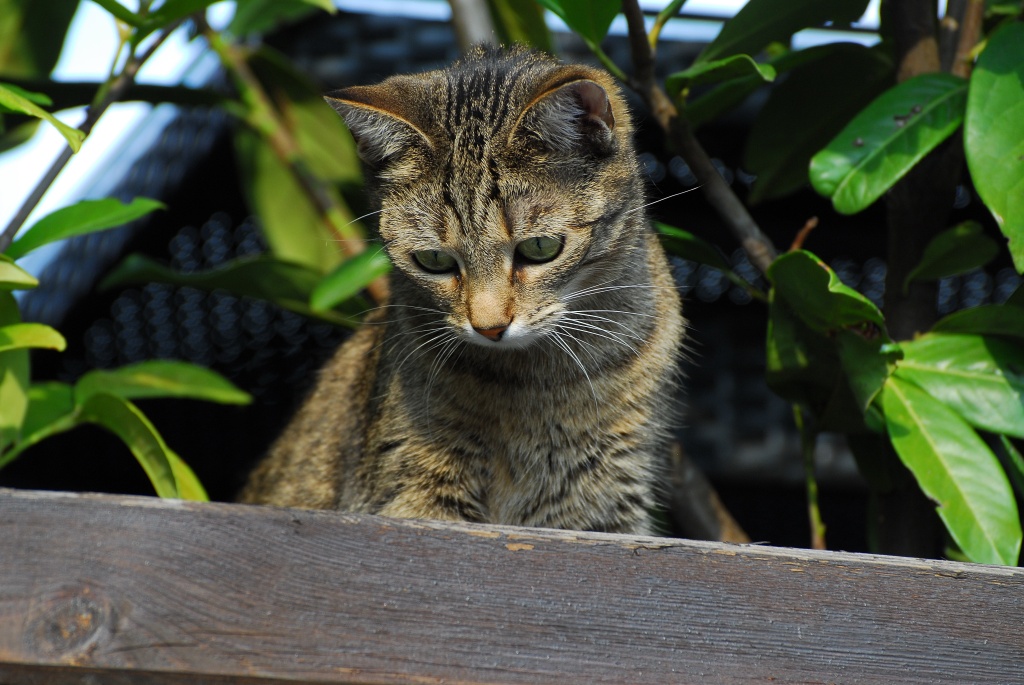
[240,46,684,535]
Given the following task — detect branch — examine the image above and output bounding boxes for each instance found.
[619,0,778,274]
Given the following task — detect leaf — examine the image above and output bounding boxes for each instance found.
[767,250,885,332]
[1001,435,1024,501]
[894,333,1024,439]
[5,197,166,260]
[0,82,84,153]
[810,73,967,214]
[311,248,392,312]
[765,295,842,409]
[0,253,37,289]
[229,0,325,36]
[882,376,1021,566]
[234,126,338,273]
[534,0,619,46]
[100,253,362,327]
[75,360,252,406]
[697,0,870,65]
[0,293,28,454]
[78,393,182,499]
[656,223,733,273]
[836,333,901,413]
[0,0,78,77]
[744,43,893,203]
[666,54,775,98]
[933,304,1024,339]
[19,382,73,442]
[167,450,209,501]
[965,22,1024,273]
[903,222,1000,292]
[486,0,553,52]
[0,322,66,354]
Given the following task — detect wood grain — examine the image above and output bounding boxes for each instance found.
[1,487,1022,684]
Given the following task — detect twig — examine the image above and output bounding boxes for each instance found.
[789,216,819,252]
[0,23,179,254]
[619,0,778,274]
[793,405,826,551]
[950,0,984,78]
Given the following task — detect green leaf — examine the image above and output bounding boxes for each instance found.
[965,22,1024,273]
[903,222,1000,292]
[836,333,901,413]
[229,0,324,36]
[666,54,775,98]
[765,295,842,409]
[100,253,361,327]
[656,223,733,273]
[744,43,893,203]
[167,449,209,501]
[0,253,37,289]
[486,0,553,52]
[0,0,78,77]
[0,82,84,152]
[895,333,1024,439]
[697,0,870,64]
[0,322,66,354]
[0,293,28,454]
[19,381,73,442]
[767,250,885,331]
[933,304,1024,339]
[534,0,619,46]
[882,376,1021,566]
[75,360,252,406]
[78,393,182,499]
[234,126,338,273]
[311,248,392,312]
[810,73,967,214]
[5,197,166,261]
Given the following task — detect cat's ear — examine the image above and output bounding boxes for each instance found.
[325,82,432,165]
[514,77,617,155]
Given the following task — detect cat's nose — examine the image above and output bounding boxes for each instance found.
[474,324,508,342]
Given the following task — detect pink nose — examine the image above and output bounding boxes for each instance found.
[474,325,508,342]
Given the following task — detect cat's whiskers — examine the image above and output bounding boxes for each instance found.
[623,186,702,216]
[555,318,641,358]
[547,329,599,408]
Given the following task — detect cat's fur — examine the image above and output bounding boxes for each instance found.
[240,46,684,534]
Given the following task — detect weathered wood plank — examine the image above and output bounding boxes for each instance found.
[1,487,1021,685]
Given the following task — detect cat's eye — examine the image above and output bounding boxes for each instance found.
[515,236,563,264]
[411,249,458,274]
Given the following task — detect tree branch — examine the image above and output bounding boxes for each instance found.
[619,0,778,274]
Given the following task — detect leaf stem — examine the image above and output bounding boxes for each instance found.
[793,404,827,550]
[649,0,687,51]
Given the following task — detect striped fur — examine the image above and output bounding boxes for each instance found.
[240,47,685,534]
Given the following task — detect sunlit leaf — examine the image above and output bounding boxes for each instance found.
[0,322,66,354]
[810,73,967,214]
[895,333,1024,438]
[767,250,885,331]
[882,376,1021,566]
[0,82,84,152]
[19,381,73,442]
[0,293,28,454]
[310,248,392,312]
[965,22,1024,273]
[836,333,901,413]
[75,360,252,406]
[78,393,181,499]
[903,222,999,292]
[167,450,209,501]
[5,197,165,260]
[0,254,37,289]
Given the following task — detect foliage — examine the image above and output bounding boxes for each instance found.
[530,0,1024,564]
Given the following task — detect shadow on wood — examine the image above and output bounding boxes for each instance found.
[1,487,1021,684]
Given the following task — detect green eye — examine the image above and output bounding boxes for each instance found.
[515,236,563,264]
[411,249,458,274]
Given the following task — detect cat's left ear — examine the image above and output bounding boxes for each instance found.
[514,77,617,155]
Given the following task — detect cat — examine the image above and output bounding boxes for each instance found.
[239,46,685,535]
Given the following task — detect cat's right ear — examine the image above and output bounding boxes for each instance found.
[325,83,432,165]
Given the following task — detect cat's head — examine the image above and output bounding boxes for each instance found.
[326,47,646,350]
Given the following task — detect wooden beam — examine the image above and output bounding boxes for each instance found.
[1,488,1022,684]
